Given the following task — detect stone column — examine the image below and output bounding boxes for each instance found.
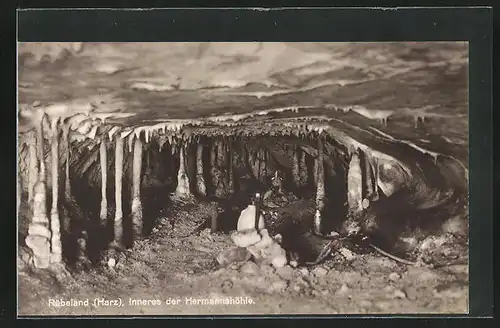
[25,114,51,269]
[347,150,363,214]
[99,139,108,226]
[196,142,206,196]
[49,118,62,264]
[113,135,124,247]
[131,137,143,239]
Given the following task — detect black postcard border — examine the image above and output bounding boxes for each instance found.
[10,7,494,320]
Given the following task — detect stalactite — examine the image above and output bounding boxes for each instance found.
[314,136,325,234]
[347,150,363,214]
[49,118,62,264]
[99,139,108,226]
[28,130,38,203]
[25,113,51,269]
[196,142,206,196]
[131,137,143,239]
[113,135,124,247]
[175,142,191,198]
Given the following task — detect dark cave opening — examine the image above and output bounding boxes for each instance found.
[58,132,352,266]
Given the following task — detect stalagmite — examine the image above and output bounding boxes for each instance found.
[28,130,38,203]
[131,137,143,239]
[196,143,206,196]
[314,136,325,234]
[113,135,124,247]
[49,118,62,264]
[25,113,51,269]
[174,142,191,198]
[347,150,363,214]
[99,139,108,226]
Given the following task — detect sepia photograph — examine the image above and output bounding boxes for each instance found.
[17,41,469,316]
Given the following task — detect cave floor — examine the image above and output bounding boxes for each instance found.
[18,201,468,316]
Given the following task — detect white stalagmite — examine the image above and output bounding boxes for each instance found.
[99,139,108,225]
[175,143,191,198]
[25,113,51,269]
[131,137,143,239]
[314,137,325,234]
[347,150,363,214]
[113,135,124,246]
[49,118,62,263]
[196,143,206,196]
[28,130,38,203]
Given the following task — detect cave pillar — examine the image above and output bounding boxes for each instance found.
[61,124,71,235]
[314,136,326,234]
[25,113,51,269]
[131,137,143,239]
[174,142,191,198]
[196,142,206,196]
[49,118,63,264]
[99,138,108,226]
[347,149,363,215]
[28,130,38,203]
[112,135,124,247]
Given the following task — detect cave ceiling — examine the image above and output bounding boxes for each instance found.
[17,42,469,165]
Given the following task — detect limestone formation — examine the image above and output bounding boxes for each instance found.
[174,143,191,198]
[131,137,143,239]
[314,136,325,234]
[49,118,62,263]
[196,143,206,196]
[347,150,363,214]
[28,130,38,203]
[113,135,124,247]
[25,115,51,269]
[99,139,108,226]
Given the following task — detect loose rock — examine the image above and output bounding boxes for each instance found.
[312,266,328,278]
[388,272,401,281]
[216,247,251,267]
[275,265,294,280]
[339,247,355,261]
[393,289,407,299]
[268,279,288,293]
[336,283,349,296]
[240,261,260,275]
